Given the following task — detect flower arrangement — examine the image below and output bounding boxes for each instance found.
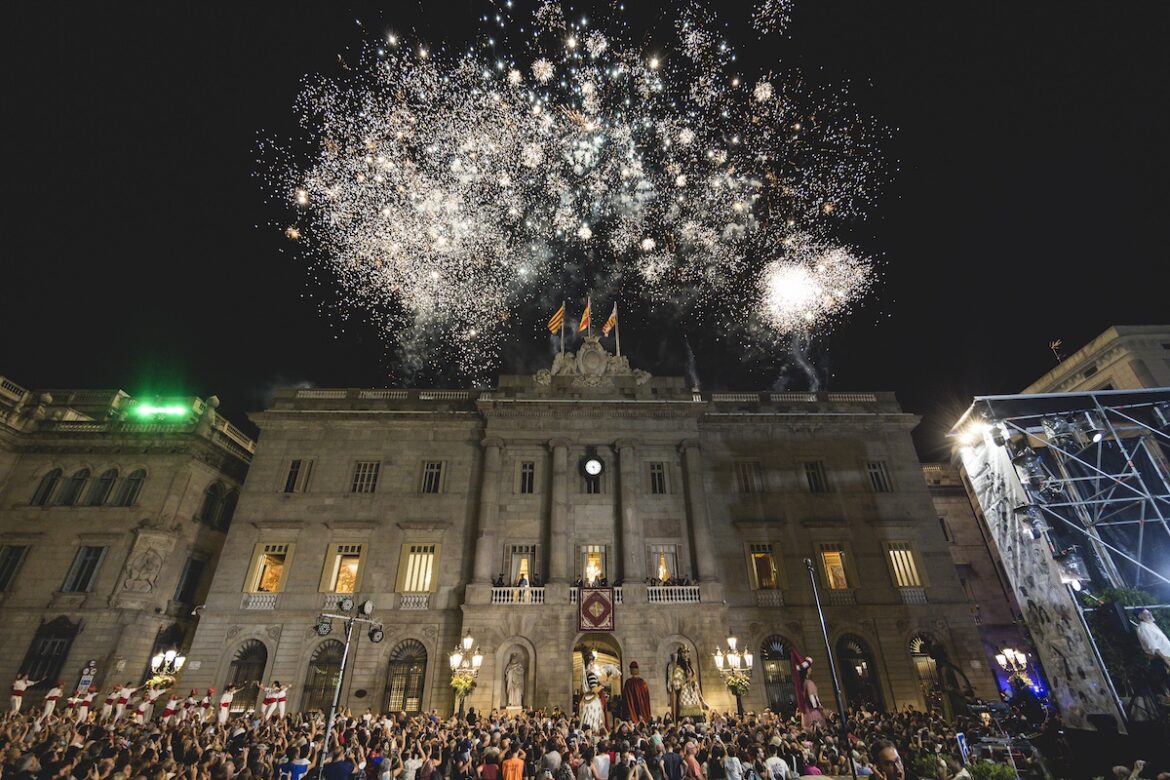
[725,672,751,698]
[450,675,477,699]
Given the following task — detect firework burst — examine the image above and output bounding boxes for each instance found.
[271,0,888,380]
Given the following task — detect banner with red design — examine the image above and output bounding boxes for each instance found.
[578,587,615,632]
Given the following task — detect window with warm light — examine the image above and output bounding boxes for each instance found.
[886,541,923,588]
[508,545,538,584]
[581,544,607,584]
[396,544,438,593]
[819,544,850,590]
[246,543,293,593]
[647,544,678,582]
[321,544,364,593]
[747,543,780,589]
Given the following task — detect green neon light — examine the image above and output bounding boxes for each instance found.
[135,404,189,418]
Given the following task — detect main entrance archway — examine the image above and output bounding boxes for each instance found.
[572,634,622,715]
[837,634,884,710]
[760,635,796,717]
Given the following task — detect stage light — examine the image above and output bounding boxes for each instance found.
[1053,546,1089,591]
[1011,448,1048,490]
[1042,416,1077,449]
[1077,411,1106,444]
[990,422,1011,447]
[1013,503,1050,539]
[958,422,989,446]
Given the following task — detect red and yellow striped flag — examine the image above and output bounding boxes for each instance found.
[547,303,565,334]
[577,300,591,333]
[601,303,618,337]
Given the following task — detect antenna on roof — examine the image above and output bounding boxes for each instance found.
[1049,339,1064,364]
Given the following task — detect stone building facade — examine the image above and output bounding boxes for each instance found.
[0,374,253,701]
[1023,325,1170,395]
[183,340,996,717]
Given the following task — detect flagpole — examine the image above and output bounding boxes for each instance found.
[587,295,593,336]
[614,303,621,357]
[560,300,565,355]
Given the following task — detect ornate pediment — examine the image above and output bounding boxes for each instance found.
[534,336,650,389]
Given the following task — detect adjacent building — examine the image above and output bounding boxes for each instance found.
[1024,325,1170,395]
[0,375,253,699]
[182,338,997,717]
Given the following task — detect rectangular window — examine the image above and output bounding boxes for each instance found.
[420,461,444,494]
[508,544,538,585]
[519,462,535,494]
[174,556,206,604]
[321,544,364,593]
[887,541,923,588]
[246,543,293,593]
[0,546,29,591]
[804,461,831,494]
[62,546,106,593]
[939,517,953,543]
[397,544,437,593]
[867,461,894,493]
[649,463,667,495]
[583,474,602,494]
[647,544,679,582]
[734,461,763,494]
[818,543,849,590]
[351,462,380,494]
[580,544,607,585]
[746,543,780,590]
[283,459,314,493]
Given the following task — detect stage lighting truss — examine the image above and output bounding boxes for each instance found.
[975,390,1170,598]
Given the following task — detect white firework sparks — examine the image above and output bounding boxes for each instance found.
[272,0,888,378]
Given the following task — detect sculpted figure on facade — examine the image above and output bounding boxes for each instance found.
[504,652,525,707]
[122,547,164,592]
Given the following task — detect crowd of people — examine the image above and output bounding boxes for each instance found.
[0,678,1162,780]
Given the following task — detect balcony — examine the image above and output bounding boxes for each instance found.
[825,589,856,606]
[647,585,701,604]
[755,590,784,608]
[490,587,545,605]
[570,587,623,605]
[899,587,928,605]
[399,593,430,610]
[242,593,278,610]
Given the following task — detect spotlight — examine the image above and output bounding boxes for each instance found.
[1042,416,1077,449]
[339,597,355,612]
[990,422,1010,447]
[1013,503,1050,539]
[368,627,385,643]
[1076,411,1106,445]
[315,620,333,636]
[1011,448,1048,490]
[1053,546,1089,591]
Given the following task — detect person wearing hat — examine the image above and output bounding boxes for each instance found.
[622,662,651,725]
[787,648,827,733]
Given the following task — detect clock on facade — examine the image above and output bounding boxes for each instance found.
[583,457,603,476]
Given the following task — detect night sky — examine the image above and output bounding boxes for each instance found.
[4,2,1167,458]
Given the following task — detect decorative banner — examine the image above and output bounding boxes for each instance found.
[578,587,615,632]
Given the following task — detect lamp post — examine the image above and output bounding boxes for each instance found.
[713,635,753,716]
[805,558,857,780]
[314,598,383,780]
[995,647,1032,688]
[449,632,483,718]
[150,649,186,682]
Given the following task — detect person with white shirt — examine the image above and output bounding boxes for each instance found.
[39,682,64,721]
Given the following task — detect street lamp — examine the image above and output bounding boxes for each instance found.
[995,647,1031,685]
[713,634,753,716]
[150,649,186,681]
[315,599,382,780]
[449,631,483,718]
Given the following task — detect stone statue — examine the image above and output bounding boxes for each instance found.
[504,652,525,708]
[122,547,164,592]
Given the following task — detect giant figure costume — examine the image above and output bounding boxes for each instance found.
[622,661,651,724]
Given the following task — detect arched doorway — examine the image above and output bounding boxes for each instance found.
[760,635,796,717]
[386,639,427,714]
[225,639,268,712]
[909,633,941,711]
[303,640,345,712]
[836,634,884,710]
[572,635,622,716]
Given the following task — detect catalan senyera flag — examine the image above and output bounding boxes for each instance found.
[577,299,591,333]
[601,303,618,337]
[547,303,565,334]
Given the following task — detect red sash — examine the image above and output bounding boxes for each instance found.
[11,690,23,697]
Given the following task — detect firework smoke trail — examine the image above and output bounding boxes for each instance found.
[789,330,820,391]
[684,337,701,391]
[271,0,888,381]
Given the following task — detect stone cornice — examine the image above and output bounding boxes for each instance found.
[798,517,848,528]
[324,520,380,531]
[250,520,307,530]
[395,520,452,531]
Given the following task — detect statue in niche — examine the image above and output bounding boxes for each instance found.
[505,652,525,708]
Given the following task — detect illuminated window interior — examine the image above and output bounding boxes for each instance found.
[749,544,778,589]
[509,545,537,584]
[255,550,287,592]
[328,545,362,593]
[582,545,606,584]
[401,545,435,592]
[820,547,849,590]
[887,542,922,588]
[648,544,678,582]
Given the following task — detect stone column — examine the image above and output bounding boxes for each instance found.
[680,440,719,582]
[472,437,504,583]
[548,439,571,582]
[617,440,644,583]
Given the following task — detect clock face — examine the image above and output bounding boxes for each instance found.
[584,458,603,476]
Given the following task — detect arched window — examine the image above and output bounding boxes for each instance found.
[760,635,796,717]
[113,469,146,507]
[386,639,428,714]
[218,492,239,530]
[199,483,225,527]
[85,469,118,506]
[226,639,268,713]
[20,616,81,684]
[31,469,62,506]
[55,469,90,506]
[303,640,346,712]
[837,634,885,711]
[909,633,942,712]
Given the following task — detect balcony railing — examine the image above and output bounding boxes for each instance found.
[647,585,701,604]
[491,587,545,605]
[755,590,784,608]
[569,587,623,605]
[825,589,856,606]
[399,593,430,610]
[899,587,928,604]
[242,593,278,610]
